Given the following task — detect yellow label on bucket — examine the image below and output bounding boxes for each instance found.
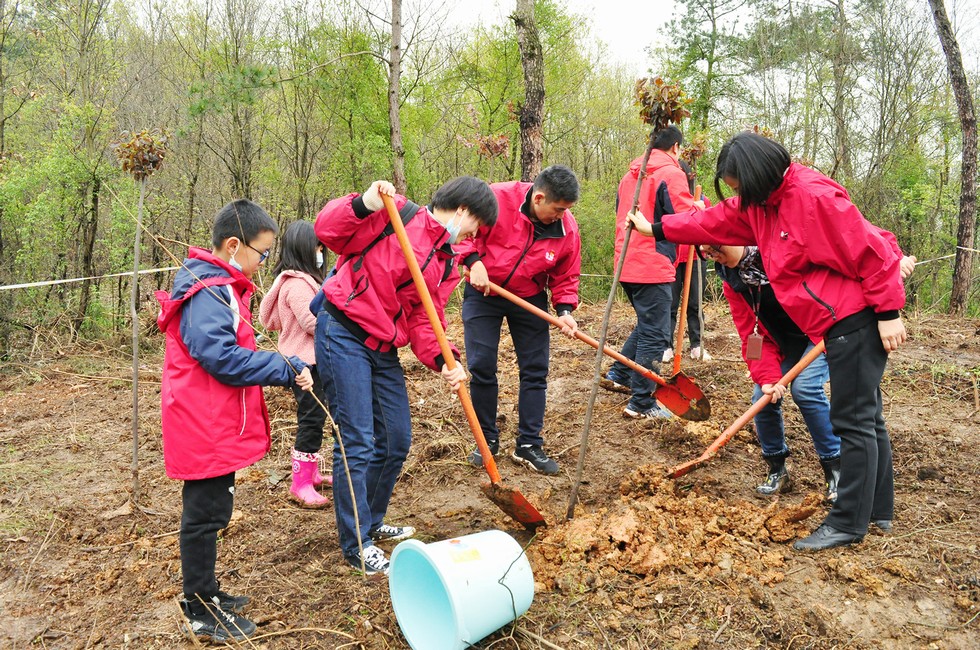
[447,539,482,563]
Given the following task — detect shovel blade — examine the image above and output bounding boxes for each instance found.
[481,481,547,530]
[654,373,711,421]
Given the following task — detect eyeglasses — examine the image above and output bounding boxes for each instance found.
[244,242,270,263]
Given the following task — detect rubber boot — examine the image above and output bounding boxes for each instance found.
[820,456,841,505]
[310,453,333,490]
[756,454,791,495]
[290,449,329,509]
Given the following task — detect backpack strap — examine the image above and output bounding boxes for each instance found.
[350,200,419,272]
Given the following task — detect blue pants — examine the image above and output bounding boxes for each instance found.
[315,312,412,558]
[462,284,550,448]
[823,315,893,535]
[752,342,839,461]
[609,282,672,411]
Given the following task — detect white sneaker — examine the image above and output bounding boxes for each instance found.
[662,348,673,363]
[369,523,416,542]
[690,347,712,361]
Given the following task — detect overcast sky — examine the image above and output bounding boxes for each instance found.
[444,0,979,76]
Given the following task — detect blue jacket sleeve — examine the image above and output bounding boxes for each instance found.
[180,285,307,387]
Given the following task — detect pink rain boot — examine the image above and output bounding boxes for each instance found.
[310,453,333,490]
[290,450,329,509]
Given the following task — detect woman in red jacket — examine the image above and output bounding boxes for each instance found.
[630,132,908,551]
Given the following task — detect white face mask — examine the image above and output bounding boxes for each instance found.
[445,212,465,245]
[315,250,324,267]
[229,248,243,271]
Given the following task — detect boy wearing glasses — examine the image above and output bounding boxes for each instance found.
[157,199,314,642]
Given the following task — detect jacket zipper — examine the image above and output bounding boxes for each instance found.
[803,281,837,321]
[237,390,247,436]
[500,228,534,289]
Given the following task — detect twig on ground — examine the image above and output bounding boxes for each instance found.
[516,625,568,650]
[80,529,178,552]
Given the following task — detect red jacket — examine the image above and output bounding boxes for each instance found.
[456,181,580,309]
[156,248,304,480]
[659,163,906,339]
[615,149,700,284]
[723,281,788,386]
[315,193,459,370]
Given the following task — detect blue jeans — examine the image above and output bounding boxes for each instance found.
[462,285,550,447]
[609,282,672,411]
[314,311,412,558]
[752,342,839,460]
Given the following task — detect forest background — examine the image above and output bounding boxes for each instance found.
[0,0,978,360]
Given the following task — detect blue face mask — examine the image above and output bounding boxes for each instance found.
[445,213,464,245]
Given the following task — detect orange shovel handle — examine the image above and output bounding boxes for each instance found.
[381,195,501,483]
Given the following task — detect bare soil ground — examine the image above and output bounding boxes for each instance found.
[1,302,978,649]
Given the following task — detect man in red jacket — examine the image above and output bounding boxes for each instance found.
[603,126,703,419]
[458,166,581,475]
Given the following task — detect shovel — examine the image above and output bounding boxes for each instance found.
[381,194,546,530]
[668,341,826,479]
[671,185,701,375]
[483,279,710,422]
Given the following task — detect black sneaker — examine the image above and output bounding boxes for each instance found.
[345,545,390,576]
[467,439,500,467]
[512,445,559,475]
[216,590,249,613]
[181,596,257,643]
[369,523,416,542]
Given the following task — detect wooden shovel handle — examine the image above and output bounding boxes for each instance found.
[381,195,501,483]
[673,184,701,374]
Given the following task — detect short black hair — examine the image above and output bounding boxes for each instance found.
[653,125,684,151]
[273,220,325,284]
[431,176,499,226]
[714,132,791,210]
[533,165,579,203]
[212,199,279,248]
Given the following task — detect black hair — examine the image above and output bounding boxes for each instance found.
[431,176,499,226]
[211,199,279,248]
[653,125,684,151]
[272,220,325,284]
[713,132,791,210]
[533,165,580,203]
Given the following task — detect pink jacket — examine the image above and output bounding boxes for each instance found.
[616,149,700,284]
[259,271,319,365]
[659,163,905,340]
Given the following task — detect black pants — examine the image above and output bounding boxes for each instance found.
[823,312,893,535]
[180,472,235,599]
[291,365,327,453]
[462,284,550,447]
[669,259,707,349]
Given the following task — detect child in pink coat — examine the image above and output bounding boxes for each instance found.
[260,220,332,508]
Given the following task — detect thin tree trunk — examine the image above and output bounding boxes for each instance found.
[388,0,406,193]
[74,176,100,338]
[928,0,977,315]
[513,0,544,182]
[131,179,145,502]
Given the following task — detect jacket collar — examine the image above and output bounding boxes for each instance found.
[765,162,798,207]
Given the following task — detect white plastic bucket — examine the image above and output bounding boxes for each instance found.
[389,530,534,650]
